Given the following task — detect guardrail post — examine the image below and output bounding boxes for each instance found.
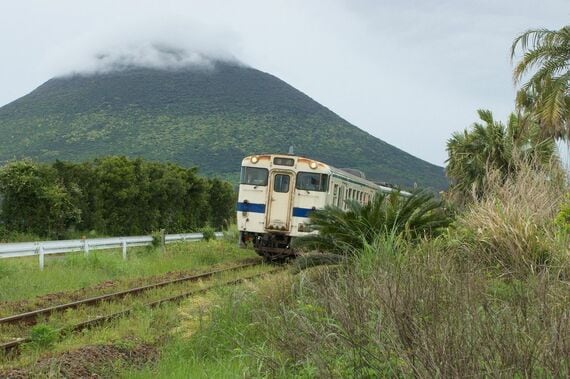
[39,245,45,271]
[122,240,127,260]
[160,229,166,253]
[84,240,89,256]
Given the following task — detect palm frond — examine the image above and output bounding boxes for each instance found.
[295,189,451,255]
[511,26,570,139]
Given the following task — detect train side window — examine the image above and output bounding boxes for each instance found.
[240,167,268,186]
[296,172,329,192]
[273,174,290,193]
[333,184,339,204]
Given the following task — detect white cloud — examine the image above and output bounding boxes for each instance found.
[43,17,241,76]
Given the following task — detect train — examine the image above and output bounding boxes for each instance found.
[236,153,401,260]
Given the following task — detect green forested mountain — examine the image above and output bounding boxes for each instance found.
[0,61,447,189]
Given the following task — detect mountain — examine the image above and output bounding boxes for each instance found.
[0,61,448,189]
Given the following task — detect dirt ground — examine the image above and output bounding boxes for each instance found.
[0,341,157,378]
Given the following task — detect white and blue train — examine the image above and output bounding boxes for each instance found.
[237,154,398,259]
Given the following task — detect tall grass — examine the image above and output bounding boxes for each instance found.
[455,158,568,276]
[122,234,569,377]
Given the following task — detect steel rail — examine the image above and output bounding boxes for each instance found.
[0,268,282,354]
[0,261,260,325]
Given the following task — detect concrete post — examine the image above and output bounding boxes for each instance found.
[39,245,45,271]
[122,240,127,260]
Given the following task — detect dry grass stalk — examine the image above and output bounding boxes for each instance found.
[457,157,568,275]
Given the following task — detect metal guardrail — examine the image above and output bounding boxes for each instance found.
[0,232,223,269]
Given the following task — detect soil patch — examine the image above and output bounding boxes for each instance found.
[0,341,157,378]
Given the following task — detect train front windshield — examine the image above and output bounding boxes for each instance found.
[240,166,269,186]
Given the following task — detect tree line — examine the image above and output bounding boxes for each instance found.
[0,156,236,239]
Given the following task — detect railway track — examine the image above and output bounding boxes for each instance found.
[1,262,282,355]
[0,261,260,326]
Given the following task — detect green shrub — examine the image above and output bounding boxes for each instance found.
[295,189,451,255]
[151,230,164,248]
[200,227,216,242]
[30,324,58,347]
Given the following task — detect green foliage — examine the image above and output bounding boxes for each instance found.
[0,63,448,190]
[445,110,556,203]
[0,156,235,238]
[200,226,216,242]
[150,230,164,248]
[511,26,570,139]
[30,324,59,348]
[295,189,451,255]
[207,178,235,229]
[0,160,80,238]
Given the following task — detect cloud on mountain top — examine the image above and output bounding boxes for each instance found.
[46,18,242,76]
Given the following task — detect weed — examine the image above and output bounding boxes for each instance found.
[222,224,239,244]
[30,324,59,348]
[151,230,164,248]
[200,227,216,242]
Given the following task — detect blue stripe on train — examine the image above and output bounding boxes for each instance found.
[292,207,314,218]
[236,202,266,213]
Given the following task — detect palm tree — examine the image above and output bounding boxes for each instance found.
[294,189,451,255]
[511,26,570,140]
[446,109,555,203]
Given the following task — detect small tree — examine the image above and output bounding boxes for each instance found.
[295,189,451,255]
[446,110,555,204]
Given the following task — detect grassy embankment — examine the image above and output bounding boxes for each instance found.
[0,235,253,305]
[123,163,569,378]
[0,264,274,374]
[0,236,279,376]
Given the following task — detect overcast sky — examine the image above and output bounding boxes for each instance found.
[0,0,568,166]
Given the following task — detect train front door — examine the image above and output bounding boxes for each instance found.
[266,172,293,231]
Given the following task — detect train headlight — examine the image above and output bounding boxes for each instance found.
[251,156,259,164]
[309,161,317,169]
